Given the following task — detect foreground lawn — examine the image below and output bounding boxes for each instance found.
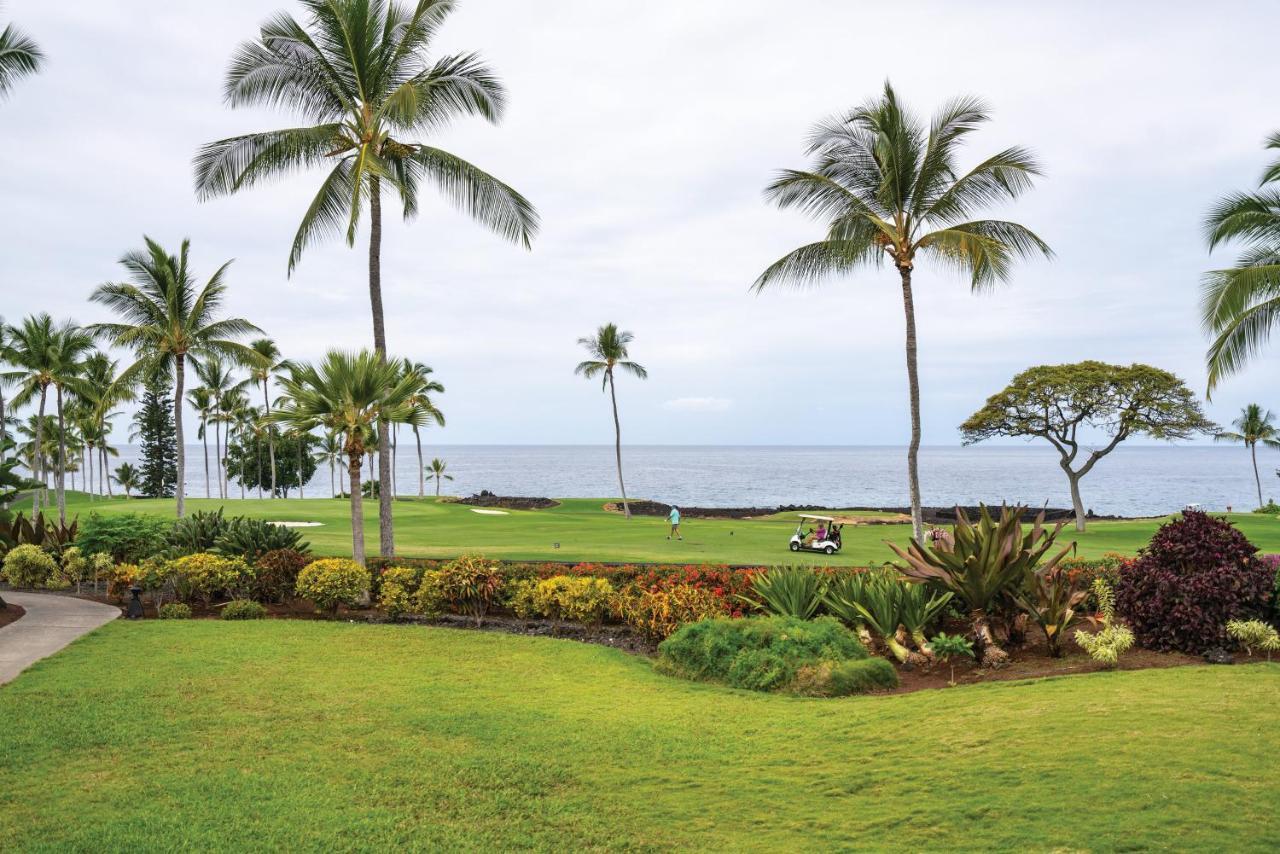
[0,622,1277,851]
[62,491,1280,564]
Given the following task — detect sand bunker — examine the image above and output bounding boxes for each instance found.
[269,521,324,528]
[469,508,510,516]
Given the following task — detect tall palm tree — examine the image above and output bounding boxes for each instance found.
[1214,404,1280,508]
[315,431,342,498]
[89,237,260,518]
[575,324,647,519]
[399,359,444,497]
[46,324,95,522]
[246,338,287,497]
[751,82,1051,541]
[113,462,140,499]
[220,390,252,499]
[193,356,248,499]
[81,351,133,499]
[1201,134,1280,392]
[272,350,417,565]
[427,457,452,498]
[195,0,539,559]
[0,5,42,98]
[0,317,12,463]
[187,386,217,499]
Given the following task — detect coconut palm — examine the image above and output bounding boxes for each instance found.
[0,317,12,463]
[196,358,249,499]
[113,462,141,499]
[1215,404,1280,508]
[575,324,647,519]
[427,457,452,498]
[751,82,1051,541]
[1201,135,1280,392]
[314,431,342,498]
[398,360,444,497]
[187,386,216,499]
[220,390,253,499]
[271,349,417,565]
[195,0,539,558]
[246,338,287,496]
[80,351,133,499]
[0,6,43,98]
[89,237,260,517]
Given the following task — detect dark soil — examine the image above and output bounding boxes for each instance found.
[0,603,25,629]
[612,501,1138,523]
[456,491,559,511]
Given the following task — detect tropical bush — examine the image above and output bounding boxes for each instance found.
[658,615,897,696]
[1115,511,1273,653]
[413,569,446,618]
[221,600,267,620]
[2,544,56,588]
[166,509,230,556]
[214,517,310,561]
[1253,500,1280,514]
[506,578,539,618]
[892,504,1071,667]
[929,632,975,685]
[55,546,88,592]
[745,566,827,619]
[1060,552,1127,606]
[1075,579,1134,667]
[107,562,142,600]
[1,511,78,557]
[158,603,193,620]
[613,583,724,641]
[168,553,253,604]
[252,548,310,603]
[530,576,615,626]
[377,566,421,619]
[1015,563,1088,657]
[1226,619,1280,660]
[296,558,369,613]
[823,567,950,663]
[436,555,504,626]
[76,512,170,563]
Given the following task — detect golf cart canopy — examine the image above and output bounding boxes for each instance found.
[797,514,835,522]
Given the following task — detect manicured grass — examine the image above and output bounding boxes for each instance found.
[59,491,1280,565]
[0,621,1276,850]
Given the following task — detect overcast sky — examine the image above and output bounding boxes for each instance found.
[2,0,1279,446]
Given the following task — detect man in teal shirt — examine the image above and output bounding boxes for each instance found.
[667,506,682,540]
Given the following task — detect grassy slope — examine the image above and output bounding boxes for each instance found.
[60,491,1280,564]
[0,621,1276,851]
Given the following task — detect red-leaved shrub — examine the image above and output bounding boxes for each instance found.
[1115,511,1274,653]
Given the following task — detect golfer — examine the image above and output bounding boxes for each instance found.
[666,505,683,540]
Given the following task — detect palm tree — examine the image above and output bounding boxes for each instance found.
[46,324,95,522]
[80,351,133,499]
[246,338,286,496]
[221,390,252,499]
[0,6,43,98]
[1201,134,1280,392]
[399,359,444,497]
[575,324,647,519]
[89,237,260,518]
[272,350,417,565]
[187,386,216,499]
[195,0,539,559]
[195,358,248,499]
[751,82,1051,541]
[0,317,12,463]
[113,462,140,499]
[315,431,342,498]
[1214,404,1280,508]
[427,457,452,498]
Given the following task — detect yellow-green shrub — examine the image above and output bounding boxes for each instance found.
[107,562,141,600]
[437,555,504,625]
[2,544,56,588]
[613,583,723,641]
[414,569,445,618]
[506,578,539,618]
[296,558,369,613]
[158,602,192,620]
[378,566,421,619]
[532,576,615,626]
[168,553,252,604]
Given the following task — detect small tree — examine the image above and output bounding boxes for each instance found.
[929,632,974,686]
[133,371,178,498]
[961,362,1215,531]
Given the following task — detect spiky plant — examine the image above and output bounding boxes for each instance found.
[0,5,43,98]
[743,566,828,620]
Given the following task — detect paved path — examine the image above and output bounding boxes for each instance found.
[0,592,120,686]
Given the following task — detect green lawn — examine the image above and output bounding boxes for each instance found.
[0,621,1276,850]
[59,491,1280,565]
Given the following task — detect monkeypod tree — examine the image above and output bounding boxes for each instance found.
[960,362,1215,532]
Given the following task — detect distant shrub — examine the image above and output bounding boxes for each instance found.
[158,603,192,620]
[3,544,56,588]
[1115,511,1273,653]
[531,576,615,626]
[168,553,253,604]
[437,555,504,625]
[377,566,421,619]
[75,512,170,563]
[413,569,446,618]
[214,517,310,562]
[613,583,724,641]
[253,548,310,603]
[221,600,267,620]
[658,615,897,695]
[166,509,230,556]
[1253,500,1280,514]
[296,558,369,613]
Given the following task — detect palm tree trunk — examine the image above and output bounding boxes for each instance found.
[1251,442,1262,508]
[608,370,630,519]
[348,451,366,567]
[201,417,210,499]
[257,436,263,500]
[54,384,66,524]
[414,426,424,498]
[392,426,398,498]
[174,354,187,517]
[436,475,441,498]
[369,176,396,558]
[329,457,335,499]
[102,447,112,498]
[33,385,46,515]
[86,443,94,499]
[899,266,924,543]
[263,379,277,498]
[298,438,304,499]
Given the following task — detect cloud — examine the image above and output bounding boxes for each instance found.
[662,397,733,413]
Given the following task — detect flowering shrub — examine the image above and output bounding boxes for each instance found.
[1115,511,1273,653]
[296,558,370,613]
[377,566,421,619]
[253,549,310,603]
[437,555,504,625]
[221,600,267,620]
[3,544,56,588]
[531,576,615,626]
[168,553,253,604]
[612,583,724,641]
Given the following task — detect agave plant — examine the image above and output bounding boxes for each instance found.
[1014,563,1088,658]
[890,504,1072,667]
[822,572,877,648]
[845,571,913,663]
[743,566,828,619]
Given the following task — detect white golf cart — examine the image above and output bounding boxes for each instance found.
[788,514,842,555]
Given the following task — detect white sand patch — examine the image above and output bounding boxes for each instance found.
[269,521,324,528]
[469,508,509,516]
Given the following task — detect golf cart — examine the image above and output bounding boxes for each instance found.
[788,514,842,555]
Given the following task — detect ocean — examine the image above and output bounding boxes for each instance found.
[86,443,1273,517]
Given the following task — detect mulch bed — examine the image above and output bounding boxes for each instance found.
[0,603,26,630]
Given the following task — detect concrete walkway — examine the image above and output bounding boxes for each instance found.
[0,592,120,686]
